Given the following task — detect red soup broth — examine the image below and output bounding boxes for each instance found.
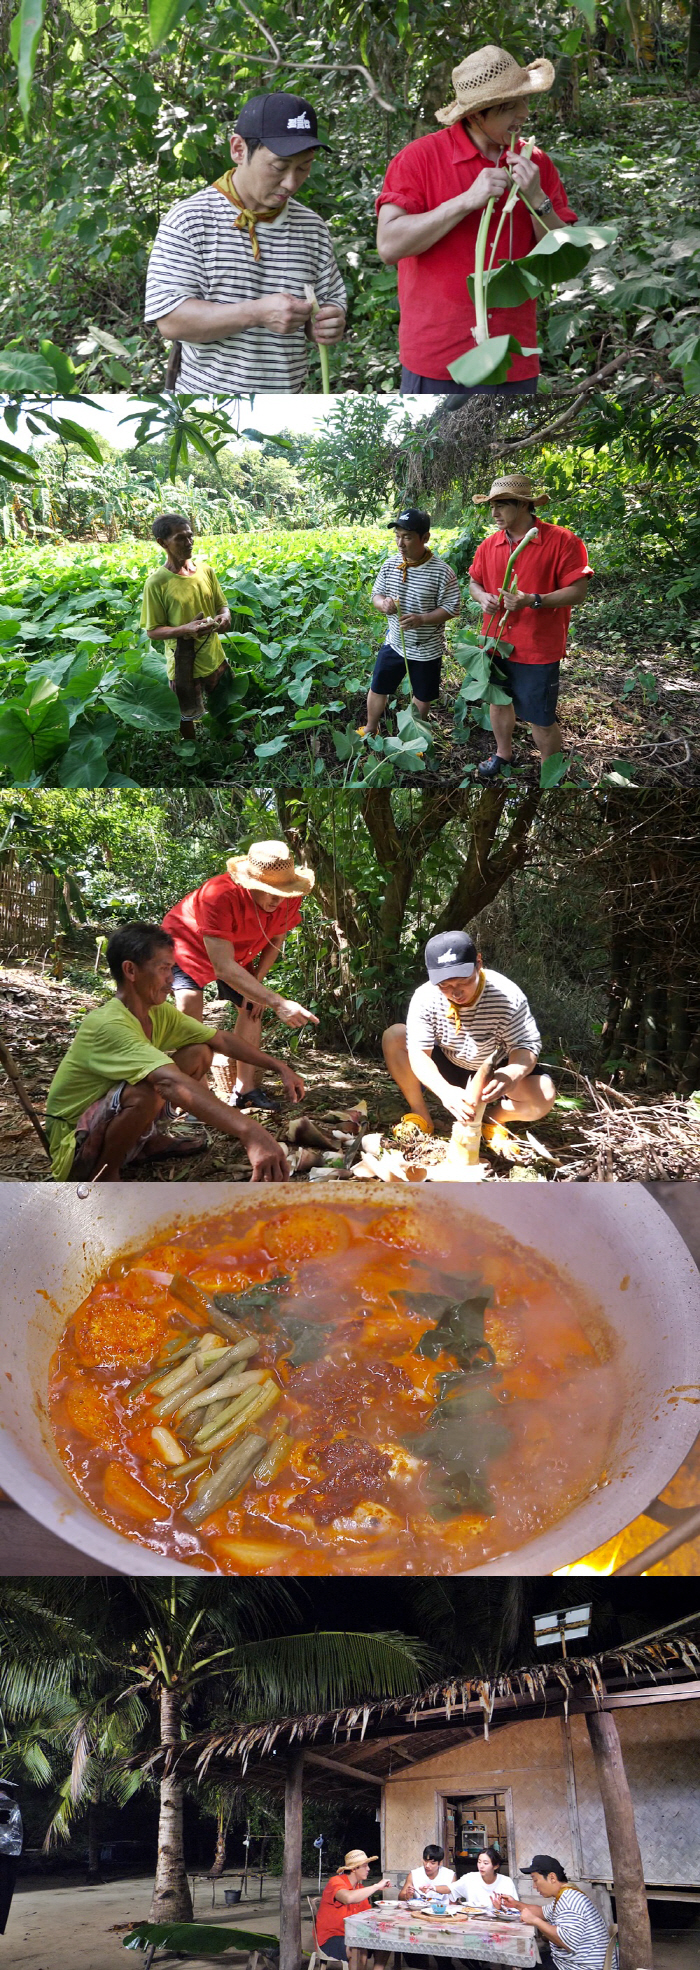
[48,1201,619,1574]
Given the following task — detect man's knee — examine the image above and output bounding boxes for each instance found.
[537,1071,556,1112]
[120,1081,161,1120]
[382,1022,407,1063]
[173,1042,214,1079]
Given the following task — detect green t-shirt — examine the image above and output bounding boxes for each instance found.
[45,997,217,1181]
[140,561,229,680]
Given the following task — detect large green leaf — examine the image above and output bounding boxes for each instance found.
[103,672,181,732]
[0,684,69,783]
[123,1922,279,1955]
[0,437,38,483]
[519,223,618,292]
[57,734,110,787]
[447,334,524,386]
[53,418,104,464]
[470,262,541,309]
[11,0,46,120]
[39,341,79,395]
[539,751,568,788]
[148,0,194,48]
[0,348,57,394]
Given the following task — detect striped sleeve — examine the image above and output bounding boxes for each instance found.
[434,559,460,614]
[505,986,541,1056]
[406,984,440,1054]
[545,1890,614,1970]
[372,557,392,598]
[145,210,209,320]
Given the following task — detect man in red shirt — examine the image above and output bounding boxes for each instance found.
[376,45,576,394]
[316,1849,391,1964]
[163,839,319,1110]
[468,473,593,777]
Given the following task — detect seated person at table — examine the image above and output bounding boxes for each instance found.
[495,1854,618,1970]
[451,1847,517,1910]
[316,1848,391,1963]
[44,922,302,1184]
[399,1844,455,1901]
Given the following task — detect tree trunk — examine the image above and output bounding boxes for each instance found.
[585,1710,652,1970]
[210,1812,227,1877]
[279,1748,305,1970]
[86,1793,103,1882]
[149,1687,193,1924]
[687,0,700,78]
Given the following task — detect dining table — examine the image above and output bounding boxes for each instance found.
[344,1902,541,1969]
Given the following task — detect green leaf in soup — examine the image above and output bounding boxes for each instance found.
[277,1318,335,1366]
[213,1276,291,1324]
[404,1381,511,1520]
[414,1291,492,1365]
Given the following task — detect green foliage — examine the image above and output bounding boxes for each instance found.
[1,4,698,393]
[124,1924,278,1954]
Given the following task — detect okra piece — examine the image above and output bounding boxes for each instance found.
[254,1431,292,1484]
[194,1379,280,1453]
[169,1272,247,1341]
[154,1339,259,1422]
[183,1432,268,1527]
[175,1367,267,1422]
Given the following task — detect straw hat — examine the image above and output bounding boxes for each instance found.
[344,1850,378,1870]
[226,839,315,897]
[436,46,555,127]
[473,473,550,507]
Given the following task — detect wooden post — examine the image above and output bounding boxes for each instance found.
[585,1710,652,1970]
[279,1747,305,1970]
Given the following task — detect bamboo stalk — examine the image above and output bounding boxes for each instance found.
[304,285,331,392]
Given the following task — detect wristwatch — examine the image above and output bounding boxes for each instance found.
[531,593,543,609]
[535,196,553,217]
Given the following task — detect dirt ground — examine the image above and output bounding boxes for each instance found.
[5,1872,699,1970]
[2,966,699,1185]
[377,641,700,789]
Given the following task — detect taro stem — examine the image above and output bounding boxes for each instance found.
[472,195,495,345]
[304,284,330,393]
[486,134,537,279]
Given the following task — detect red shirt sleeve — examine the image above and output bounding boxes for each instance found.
[554,532,593,583]
[196,874,244,943]
[376,140,427,215]
[469,543,486,583]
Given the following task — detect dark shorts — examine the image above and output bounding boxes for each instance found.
[493,656,560,726]
[371,642,442,703]
[171,962,247,1010]
[401,368,539,398]
[321,1939,347,1961]
[431,1044,473,1089]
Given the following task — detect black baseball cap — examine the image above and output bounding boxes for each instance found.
[425,931,478,984]
[234,94,330,157]
[520,1856,567,1880]
[389,507,431,534]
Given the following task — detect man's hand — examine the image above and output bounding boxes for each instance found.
[481,1063,527,1103]
[500,589,534,613]
[374,1878,392,1894]
[398,610,425,629]
[275,998,319,1031]
[466,166,511,212]
[214,608,231,629]
[242,1122,290,1182]
[179,614,217,636]
[254,292,313,335]
[439,1084,477,1125]
[279,1065,305,1104]
[505,149,543,206]
[310,303,346,345]
[493,1896,522,1914]
[374,595,398,615]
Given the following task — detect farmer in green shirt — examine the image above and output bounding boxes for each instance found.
[140,512,232,737]
[45,922,304,1184]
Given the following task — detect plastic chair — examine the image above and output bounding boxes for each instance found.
[307,1896,340,1970]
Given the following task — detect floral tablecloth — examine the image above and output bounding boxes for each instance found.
[345,1907,540,1965]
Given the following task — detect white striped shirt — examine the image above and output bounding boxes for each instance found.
[372,552,460,664]
[542,1889,617,1970]
[406,969,541,1071]
[144,188,347,393]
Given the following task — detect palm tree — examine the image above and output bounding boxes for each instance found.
[0,1578,431,1938]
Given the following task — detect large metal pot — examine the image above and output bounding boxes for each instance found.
[1,1182,698,1576]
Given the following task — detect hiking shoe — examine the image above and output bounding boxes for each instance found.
[478,753,513,781]
[233,1089,280,1112]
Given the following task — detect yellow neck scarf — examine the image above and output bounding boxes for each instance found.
[445,966,486,1028]
[212,171,281,259]
[399,547,432,583]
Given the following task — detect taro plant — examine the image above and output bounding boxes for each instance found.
[452,527,538,720]
[447,143,618,389]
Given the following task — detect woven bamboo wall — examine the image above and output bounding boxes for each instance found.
[0,858,56,957]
